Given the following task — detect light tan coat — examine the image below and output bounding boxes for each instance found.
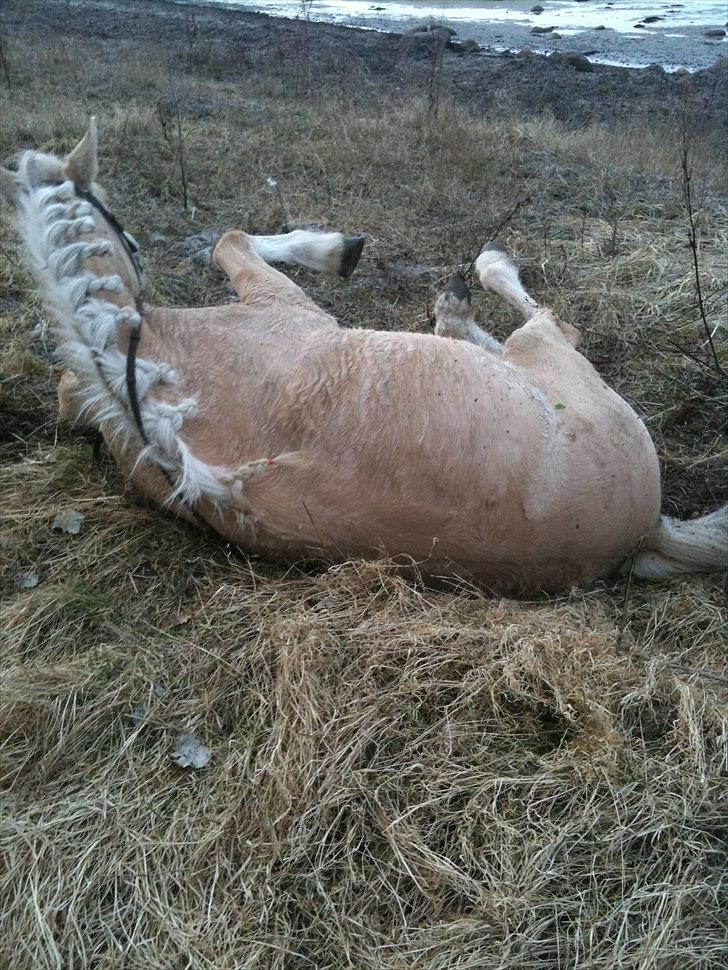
[2,123,724,593]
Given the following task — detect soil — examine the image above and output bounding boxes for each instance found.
[2,0,726,139]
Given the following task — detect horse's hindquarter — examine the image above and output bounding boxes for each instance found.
[136,308,660,588]
[508,338,662,579]
[296,330,661,584]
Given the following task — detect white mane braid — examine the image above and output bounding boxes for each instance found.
[12,150,232,506]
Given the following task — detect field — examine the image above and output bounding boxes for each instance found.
[1,2,727,967]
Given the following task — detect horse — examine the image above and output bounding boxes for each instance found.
[1,120,725,593]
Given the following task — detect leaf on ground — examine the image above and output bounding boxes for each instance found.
[314,596,340,611]
[166,609,193,628]
[16,571,40,590]
[171,733,212,769]
[52,510,85,534]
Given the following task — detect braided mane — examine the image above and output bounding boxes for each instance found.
[13,150,232,505]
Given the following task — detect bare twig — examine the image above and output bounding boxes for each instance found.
[426,33,445,120]
[460,194,533,279]
[157,71,190,210]
[617,538,642,649]
[173,97,189,211]
[298,1,313,97]
[663,336,726,378]
[680,100,726,379]
[184,11,199,72]
[0,32,11,88]
[265,177,290,230]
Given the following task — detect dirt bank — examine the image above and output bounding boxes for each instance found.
[2,0,726,140]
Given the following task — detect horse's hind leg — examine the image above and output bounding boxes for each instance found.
[434,274,504,355]
[475,242,581,350]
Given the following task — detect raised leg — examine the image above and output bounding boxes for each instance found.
[213,229,364,314]
[214,230,321,312]
[475,242,580,350]
[251,229,365,278]
[434,274,504,355]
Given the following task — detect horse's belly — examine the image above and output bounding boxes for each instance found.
[216,402,660,592]
[145,318,661,591]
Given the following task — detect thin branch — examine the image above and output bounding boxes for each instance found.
[663,336,726,378]
[680,100,726,379]
[460,194,533,279]
[173,97,189,211]
[0,32,11,88]
[617,538,642,649]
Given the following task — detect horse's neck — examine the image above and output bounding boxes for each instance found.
[80,220,140,314]
[21,182,145,356]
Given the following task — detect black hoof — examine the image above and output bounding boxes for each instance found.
[339,235,365,278]
[481,240,508,255]
[443,273,471,304]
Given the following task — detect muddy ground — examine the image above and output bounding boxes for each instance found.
[203,0,728,73]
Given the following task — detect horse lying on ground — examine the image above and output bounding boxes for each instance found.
[1,121,725,593]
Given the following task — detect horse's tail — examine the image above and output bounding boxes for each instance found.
[632,507,728,579]
[5,147,234,506]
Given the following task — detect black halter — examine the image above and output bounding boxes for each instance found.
[73,185,202,517]
[74,186,148,448]
[76,188,144,284]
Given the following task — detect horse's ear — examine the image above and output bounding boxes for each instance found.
[65,117,98,189]
[0,165,20,206]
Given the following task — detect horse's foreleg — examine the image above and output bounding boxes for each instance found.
[214,228,363,302]
[434,274,504,355]
[213,230,331,313]
[250,229,365,279]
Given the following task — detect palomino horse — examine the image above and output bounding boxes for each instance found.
[1,121,725,593]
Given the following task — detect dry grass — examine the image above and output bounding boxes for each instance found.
[1,15,727,970]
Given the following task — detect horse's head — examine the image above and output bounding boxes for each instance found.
[1,118,143,301]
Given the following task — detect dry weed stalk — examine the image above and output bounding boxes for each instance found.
[157,76,190,210]
[184,10,199,72]
[426,33,445,120]
[0,31,11,88]
[680,100,726,379]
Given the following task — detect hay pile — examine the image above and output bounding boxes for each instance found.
[1,6,727,967]
[2,473,727,967]
[1,498,726,966]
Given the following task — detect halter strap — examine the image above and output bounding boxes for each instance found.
[71,188,148,449]
[124,319,148,447]
[70,186,183,502]
[76,188,144,284]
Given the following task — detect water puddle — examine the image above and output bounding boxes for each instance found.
[189,1,728,70]
[201,0,727,32]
